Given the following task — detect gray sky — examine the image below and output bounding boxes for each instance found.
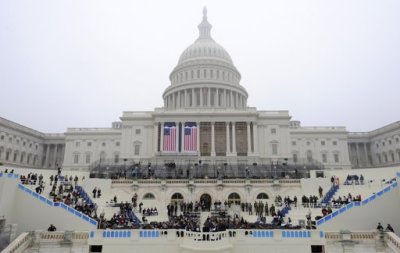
[1,0,399,133]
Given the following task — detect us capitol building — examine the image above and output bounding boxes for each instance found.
[0,8,399,172]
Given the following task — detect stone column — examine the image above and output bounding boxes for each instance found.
[216,89,219,107]
[45,144,50,168]
[223,89,227,107]
[355,143,360,167]
[226,122,230,155]
[207,88,211,107]
[153,123,159,153]
[53,144,58,168]
[253,123,259,154]
[175,122,179,153]
[230,92,233,108]
[172,93,175,109]
[232,122,237,155]
[184,89,188,108]
[160,123,164,152]
[177,92,180,109]
[247,122,251,155]
[211,122,216,156]
[363,143,369,166]
[200,88,203,107]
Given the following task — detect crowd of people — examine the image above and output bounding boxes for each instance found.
[4,167,397,234]
[142,208,158,216]
[345,174,365,185]
[331,193,362,207]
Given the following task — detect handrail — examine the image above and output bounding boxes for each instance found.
[1,232,31,253]
[316,180,398,227]
[386,232,400,251]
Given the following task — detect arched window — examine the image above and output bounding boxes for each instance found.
[73,152,80,164]
[228,193,241,204]
[5,149,11,161]
[99,151,106,163]
[27,153,32,165]
[271,142,278,155]
[143,193,156,200]
[256,193,269,200]
[85,153,91,164]
[114,153,120,163]
[171,193,184,203]
[306,150,313,163]
[292,153,298,163]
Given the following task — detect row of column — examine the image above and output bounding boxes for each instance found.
[352,143,370,167]
[165,87,246,109]
[43,144,64,168]
[156,121,258,156]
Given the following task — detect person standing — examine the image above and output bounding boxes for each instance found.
[386,224,394,233]
[48,224,56,232]
[92,187,97,198]
[318,186,323,198]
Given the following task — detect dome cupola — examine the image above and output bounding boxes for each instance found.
[163,8,248,111]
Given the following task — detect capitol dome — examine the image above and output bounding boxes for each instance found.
[177,22,234,67]
[163,8,248,111]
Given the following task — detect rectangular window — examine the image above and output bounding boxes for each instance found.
[87,142,92,147]
[271,128,276,134]
[135,129,141,135]
[116,142,120,147]
[334,154,339,163]
[322,154,327,163]
[134,145,140,155]
[75,142,80,147]
[272,143,278,155]
[321,141,325,146]
[74,154,79,164]
[114,154,119,163]
[85,154,91,164]
[333,141,337,146]
[292,141,296,146]
[293,154,298,163]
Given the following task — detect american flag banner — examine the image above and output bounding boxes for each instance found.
[184,122,197,152]
[163,122,176,152]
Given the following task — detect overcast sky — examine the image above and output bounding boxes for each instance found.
[0,0,399,133]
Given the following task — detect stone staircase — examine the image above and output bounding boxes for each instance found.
[320,184,339,205]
